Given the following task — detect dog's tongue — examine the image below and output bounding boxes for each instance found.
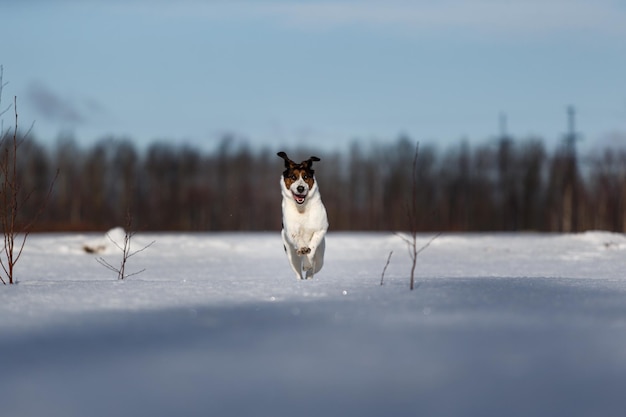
[293,194,306,204]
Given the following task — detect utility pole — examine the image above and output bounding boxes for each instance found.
[565,105,580,155]
[499,112,508,140]
[562,105,581,232]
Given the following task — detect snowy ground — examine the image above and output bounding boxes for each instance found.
[1,231,626,417]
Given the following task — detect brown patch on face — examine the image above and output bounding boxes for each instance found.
[283,167,315,191]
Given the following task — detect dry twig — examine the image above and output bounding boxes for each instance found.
[96,212,155,280]
[380,250,393,286]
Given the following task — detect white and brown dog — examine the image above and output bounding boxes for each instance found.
[277,152,328,280]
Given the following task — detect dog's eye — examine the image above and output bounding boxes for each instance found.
[290,174,297,180]
[302,175,308,180]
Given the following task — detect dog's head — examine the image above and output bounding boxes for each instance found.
[277,151,320,205]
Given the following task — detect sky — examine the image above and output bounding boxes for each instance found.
[1,0,625,153]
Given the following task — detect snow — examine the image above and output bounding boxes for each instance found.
[1,231,626,417]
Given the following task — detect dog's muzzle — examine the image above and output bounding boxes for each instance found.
[292,192,306,204]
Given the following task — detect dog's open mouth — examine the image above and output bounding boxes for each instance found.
[292,193,306,204]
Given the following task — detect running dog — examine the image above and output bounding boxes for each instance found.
[277,151,328,280]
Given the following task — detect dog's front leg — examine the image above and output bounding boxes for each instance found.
[292,234,311,256]
[306,229,326,259]
[296,247,311,256]
[302,230,326,279]
[282,230,304,280]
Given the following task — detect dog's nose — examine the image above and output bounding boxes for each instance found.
[297,185,305,193]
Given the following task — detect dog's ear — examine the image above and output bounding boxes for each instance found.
[303,156,320,168]
[277,151,294,168]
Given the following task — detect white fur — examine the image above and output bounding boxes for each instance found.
[280,175,328,280]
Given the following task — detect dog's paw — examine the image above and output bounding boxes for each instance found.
[297,247,311,255]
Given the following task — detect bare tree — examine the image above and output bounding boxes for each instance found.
[395,142,440,290]
[96,212,155,280]
[0,95,57,284]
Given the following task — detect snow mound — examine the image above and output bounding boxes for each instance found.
[575,230,626,249]
[82,227,126,254]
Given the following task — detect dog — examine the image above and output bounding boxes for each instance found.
[277,151,328,280]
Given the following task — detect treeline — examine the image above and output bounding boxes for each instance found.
[6,134,626,232]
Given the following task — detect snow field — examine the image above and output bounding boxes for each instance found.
[1,231,626,417]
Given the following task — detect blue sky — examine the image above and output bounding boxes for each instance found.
[1,0,625,152]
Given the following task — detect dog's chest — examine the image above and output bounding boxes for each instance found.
[282,199,327,238]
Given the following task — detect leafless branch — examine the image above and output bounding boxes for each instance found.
[380,250,393,286]
[393,232,412,247]
[415,232,442,259]
[124,268,148,279]
[0,66,12,123]
[127,239,155,258]
[96,257,120,274]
